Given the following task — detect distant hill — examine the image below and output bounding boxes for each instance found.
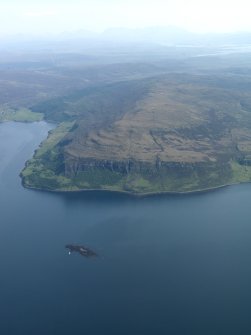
[2,27,251,52]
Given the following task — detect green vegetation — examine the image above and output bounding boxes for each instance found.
[21,122,76,191]
[34,121,75,157]
[0,108,43,122]
[31,80,151,123]
[230,161,251,183]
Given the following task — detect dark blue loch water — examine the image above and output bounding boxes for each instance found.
[1,121,251,335]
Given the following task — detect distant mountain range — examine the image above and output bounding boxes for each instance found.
[2,26,251,48]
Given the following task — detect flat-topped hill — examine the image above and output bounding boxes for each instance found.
[21,73,251,193]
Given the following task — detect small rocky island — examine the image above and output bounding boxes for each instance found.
[66,244,97,257]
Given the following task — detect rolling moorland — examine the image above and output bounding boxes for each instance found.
[2,37,251,194]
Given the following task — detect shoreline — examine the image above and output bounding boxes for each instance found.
[20,177,245,198]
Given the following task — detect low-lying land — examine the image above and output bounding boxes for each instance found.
[0,107,43,122]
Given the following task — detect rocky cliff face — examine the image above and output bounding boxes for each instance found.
[64,153,224,177]
[61,150,233,193]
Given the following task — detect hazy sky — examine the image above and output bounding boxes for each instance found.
[1,0,251,35]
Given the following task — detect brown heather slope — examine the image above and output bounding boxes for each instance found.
[63,77,248,168]
[22,74,251,193]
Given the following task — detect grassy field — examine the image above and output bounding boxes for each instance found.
[21,121,76,190]
[0,108,43,122]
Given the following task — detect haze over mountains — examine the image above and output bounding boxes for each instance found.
[2,27,251,52]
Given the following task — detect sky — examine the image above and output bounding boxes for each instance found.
[1,0,251,35]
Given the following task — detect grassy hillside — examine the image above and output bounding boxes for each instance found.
[21,71,251,194]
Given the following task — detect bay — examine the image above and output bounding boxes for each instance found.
[1,121,251,335]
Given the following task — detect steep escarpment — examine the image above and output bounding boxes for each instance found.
[21,74,251,193]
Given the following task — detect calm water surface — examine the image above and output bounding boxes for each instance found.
[1,122,251,335]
